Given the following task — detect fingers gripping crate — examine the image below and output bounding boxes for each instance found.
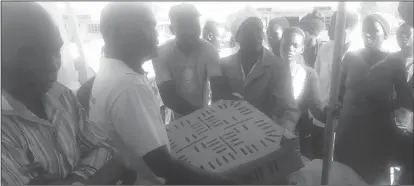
[166,100,304,184]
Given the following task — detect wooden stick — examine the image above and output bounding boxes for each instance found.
[320,2,346,185]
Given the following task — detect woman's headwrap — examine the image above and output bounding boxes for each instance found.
[226,6,261,38]
[299,9,325,36]
[398,1,413,27]
[364,13,391,38]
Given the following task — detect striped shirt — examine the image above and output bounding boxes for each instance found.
[1,83,115,185]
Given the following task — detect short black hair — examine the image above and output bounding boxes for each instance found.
[202,20,219,37]
[328,11,359,40]
[282,27,306,44]
[168,3,200,24]
[267,17,290,33]
[100,2,152,43]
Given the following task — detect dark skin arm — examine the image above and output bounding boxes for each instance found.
[143,146,233,185]
[210,76,239,102]
[392,58,413,112]
[158,80,199,116]
[307,68,328,123]
[28,157,125,185]
[337,54,349,105]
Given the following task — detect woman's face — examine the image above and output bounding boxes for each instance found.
[280,32,305,63]
[362,19,386,50]
[397,24,413,49]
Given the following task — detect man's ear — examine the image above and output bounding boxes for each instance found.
[299,45,305,54]
[169,24,175,35]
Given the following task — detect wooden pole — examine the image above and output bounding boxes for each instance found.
[320,2,346,185]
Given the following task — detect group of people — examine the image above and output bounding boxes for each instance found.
[1,1,413,185]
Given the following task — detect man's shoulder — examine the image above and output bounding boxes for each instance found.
[263,48,285,69]
[157,39,176,57]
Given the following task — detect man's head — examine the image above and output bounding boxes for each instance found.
[328,11,358,43]
[267,17,290,51]
[202,20,220,48]
[280,27,306,63]
[397,23,413,50]
[169,4,201,51]
[362,14,390,50]
[236,17,264,53]
[299,9,324,45]
[100,3,157,65]
[2,2,63,95]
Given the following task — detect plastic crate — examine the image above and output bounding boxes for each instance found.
[167,100,304,184]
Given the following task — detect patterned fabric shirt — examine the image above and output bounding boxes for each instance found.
[1,83,115,185]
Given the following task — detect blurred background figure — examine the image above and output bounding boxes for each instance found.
[299,8,325,68]
[202,20,220,49]
[267,17,290,58]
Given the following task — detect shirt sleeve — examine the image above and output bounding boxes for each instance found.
[1,130,34,185]
[61,90,115,180]
[110,85,168,157]
[314,49,322,76]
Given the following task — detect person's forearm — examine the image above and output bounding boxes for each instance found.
[143,146,231,185]
[158,81,199,116]
[73,148,113,180]
[275,108,300,133]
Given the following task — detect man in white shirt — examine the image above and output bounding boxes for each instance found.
[88,3,232,185]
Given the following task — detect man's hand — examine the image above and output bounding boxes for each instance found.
[47,174,86,185]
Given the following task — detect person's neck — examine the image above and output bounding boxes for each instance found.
[239,48,261,64]
[106,51,145,74]
[177,40,199,57]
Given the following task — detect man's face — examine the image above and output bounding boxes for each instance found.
[362,19,386,50]
[397,24,413,50]
[280,32,305,63]
[237,17,264,53]
[171,16,201,50]
[13,24,63,95]
[267,24,284,49]
[116,10,158,62]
